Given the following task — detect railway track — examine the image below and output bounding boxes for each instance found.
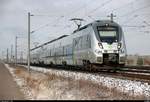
[96,65,150,84]
[13,63,150,84]
[124,65,150,70]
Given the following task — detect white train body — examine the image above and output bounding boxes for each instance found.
[31,20,127,66]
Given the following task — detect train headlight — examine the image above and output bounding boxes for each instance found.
[118,43,122,49]
[98,43,103,49]
[105,23,109,26]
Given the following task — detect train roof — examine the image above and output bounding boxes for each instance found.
[73,20,120,33]
[31,35,68,51]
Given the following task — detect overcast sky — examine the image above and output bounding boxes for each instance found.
[0,0,150,59]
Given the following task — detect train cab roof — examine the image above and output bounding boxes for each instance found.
[72,20,120,33]
[92,20,120,27]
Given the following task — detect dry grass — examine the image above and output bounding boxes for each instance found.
[9,64,148,100]
[69,79,145,100]
[144,58,150,65]
[14,69,21,74]
[126,59,134,65]
[46,73,62,81]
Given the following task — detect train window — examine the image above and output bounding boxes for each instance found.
[87,34,91,48]
[81,36,85,49]
[97,26,119,43]
[50,49,51,57]
[97,26,116,31]
[59,48,61,56]
[81,35,91,50]
[64,46,66,55]
[65,45,73,55]
[55,48,57,56]
[60,47,63,56]
[57,47,62,56]
[57,48,59,56]
[73,38,79,50]
[99,31,116,37]
[73,35,91,51]
[79,36,83,50]
[51,49,54,57]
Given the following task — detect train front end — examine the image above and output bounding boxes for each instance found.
[92,20,126,66]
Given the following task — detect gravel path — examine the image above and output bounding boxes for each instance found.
[0,62,24,100]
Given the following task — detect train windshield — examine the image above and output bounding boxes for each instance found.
[97,26,118,43]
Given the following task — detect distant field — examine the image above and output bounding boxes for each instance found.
[126,55,150,66]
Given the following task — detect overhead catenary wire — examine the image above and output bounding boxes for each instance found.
[104,0,150,29]
[30,0,113,36]
[66,4,88,17]
[143,21,150,26]
[30,4,89,35]
[139,30,150,34]
[121,25,146,28]
[31,5,86,18]
[120,14,139,24]
[87,15,95,21]
[30,3,91,44]
[29,0,150,43]
[114,1,150,32]
[81,0,137,21]
[31,2,150,36]
[79,0,113,22]
[30,15,71,48]
[28,14,62,17]
[87,0,113,15]
[120,3,150,18]
[52,24,71,36]
[31,16,64,34]
[121,13,150,31]
[111,0,139,13]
